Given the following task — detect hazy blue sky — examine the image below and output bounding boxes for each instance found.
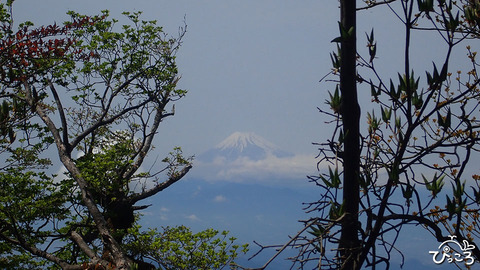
[13,1,477,269]
[13,0,462,157]
[15,0,338,156]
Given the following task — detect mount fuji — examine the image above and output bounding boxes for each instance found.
[192,132,315,183]
[198,132,293,162]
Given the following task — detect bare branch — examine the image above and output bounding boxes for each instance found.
[49,81,70,151]
[130,164,192,204]
[70,231,98,259]
[122,103,167,181]
[357,0,398,11]
[69,97,152,151]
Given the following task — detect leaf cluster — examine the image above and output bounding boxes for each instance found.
[0,4,200,269]
[124,225,249,270]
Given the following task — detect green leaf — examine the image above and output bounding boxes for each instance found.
[319,166,341,188]
[331,36,343,43]
[452,180,466,198]
[367,111,379,133]
[412,89,423,110]
[389,79,400,101]
[446,195,456,220]
[331,22,354,43]
[370,80,380,98]
[417,0,434,13]
[401,183,414,200]
[329,201,344,220]
[381,106,392,123]
[472,187,480,204]
[423,173,445,198]
[330,51,340,69]
[326,85,342,114]
[437,108,451,131]
[366,29,376,62]
[388,165,400,184]
[308,224,325,238]
[123,225,248,269]
[395,116,402,130]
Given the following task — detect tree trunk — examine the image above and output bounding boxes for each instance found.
[29,83,132,269]
[338,0,361,269]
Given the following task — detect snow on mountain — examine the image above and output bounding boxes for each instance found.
[216,132,276,152]
[192,132,317,183]
[198,132,293,162]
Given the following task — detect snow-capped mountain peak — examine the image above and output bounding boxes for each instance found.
[198,131,293,162]
[215,132,277,152]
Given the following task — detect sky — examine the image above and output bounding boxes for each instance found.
[14,0,337,156]
[13,0,469,156]
[12,0,480,269]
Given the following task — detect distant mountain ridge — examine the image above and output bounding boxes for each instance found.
[198,132,293,162]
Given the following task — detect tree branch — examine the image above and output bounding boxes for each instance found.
[357,0,397,11]
[123,102,167,181]
[130,164,192,204]
[69,97,152,151]
[0,231,80,270]
[70,231,97,259]
[49,81,70,151]
[382,214,447,242]
[24,80,130,268]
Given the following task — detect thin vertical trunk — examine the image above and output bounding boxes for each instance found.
[339,0,361,269]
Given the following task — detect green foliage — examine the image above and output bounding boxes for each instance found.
[124,225,249,270]
[75,131,137,198]
[423,173,445,198]
[0,3,212,269]
[417,0,434,13]
[330,45,341,72]
[0,167,69,269]
[64,10,186,106]
[319,166,341,188]
[380,106,391,123]
[331,21,355,43]
[465,1,480,30]
[436,108,451,131]
[328,201,345,220]
[401,182,414,205]
[366,29,376,63]
[162,147,194,178]
[326,85,341,114]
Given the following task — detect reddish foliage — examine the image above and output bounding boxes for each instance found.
[0,14,106,83]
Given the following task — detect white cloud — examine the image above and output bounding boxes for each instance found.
[213,195,227,203]
[158,214,168,221]
[139,205,169,221]
[255,214,264,222]
[185,214,200,221]
[192,185,202,197]
[194,153,320,185]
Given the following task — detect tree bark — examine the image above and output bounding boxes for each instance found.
[23,81,132,270]
[338,0,361,269]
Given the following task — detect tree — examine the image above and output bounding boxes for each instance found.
[280,0,480,269]
[0,2,247,269]
[124,225,249,270]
